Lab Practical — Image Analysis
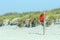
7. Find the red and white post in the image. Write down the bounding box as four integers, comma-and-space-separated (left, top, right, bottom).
39, 12, 46, 35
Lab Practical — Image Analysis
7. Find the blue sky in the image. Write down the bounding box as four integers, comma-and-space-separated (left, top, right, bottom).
0, 0, 60, 15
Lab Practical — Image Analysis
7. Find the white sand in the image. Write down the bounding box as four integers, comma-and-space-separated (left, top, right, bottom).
0, 24, 60, 40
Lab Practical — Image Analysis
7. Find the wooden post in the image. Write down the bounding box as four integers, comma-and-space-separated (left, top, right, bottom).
30, 20, 32, 28
43, 12, 46, 35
